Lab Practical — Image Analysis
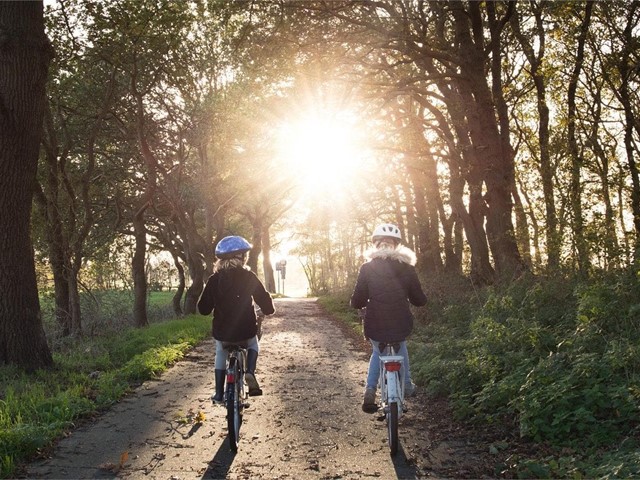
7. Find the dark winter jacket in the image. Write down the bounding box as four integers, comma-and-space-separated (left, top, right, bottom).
198, 266, 275, 342
350, 246, 427, 343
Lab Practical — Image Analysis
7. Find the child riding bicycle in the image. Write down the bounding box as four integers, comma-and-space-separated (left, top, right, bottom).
350, 223, 427, 413
197, 235, 275, 403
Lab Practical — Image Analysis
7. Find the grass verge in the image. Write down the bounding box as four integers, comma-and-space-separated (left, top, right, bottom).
0, 314, 210, 478
316, 292, 362, 337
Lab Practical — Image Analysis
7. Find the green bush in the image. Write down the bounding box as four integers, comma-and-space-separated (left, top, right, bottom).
289, 272, 640, 477
403, 270, 639, 476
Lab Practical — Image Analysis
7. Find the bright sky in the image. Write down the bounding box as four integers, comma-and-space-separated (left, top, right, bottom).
276, 109, 370, 199
272, 106, 376, 296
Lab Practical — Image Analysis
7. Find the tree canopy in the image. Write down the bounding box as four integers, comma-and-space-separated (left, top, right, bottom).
2, 0, 640, 367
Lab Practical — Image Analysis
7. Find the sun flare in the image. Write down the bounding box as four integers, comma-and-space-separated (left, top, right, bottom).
277, 111, 368, 197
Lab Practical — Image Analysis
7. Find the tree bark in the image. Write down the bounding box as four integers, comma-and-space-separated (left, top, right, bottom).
132, 209, 149, 327
453, 2, 525, 279
567, 1, 593, 275
511, 2, 560, 270
414, 93, 491, 280
449, 88, 495, 284
262, 226, 276, 293
170, 252, 185, 317
68, 272, 82, 335
617, 4, 640, 259
184, 251, 205, 315
247, 215, 263, 274
0, 2, 53, 369
34, 162, 72, 336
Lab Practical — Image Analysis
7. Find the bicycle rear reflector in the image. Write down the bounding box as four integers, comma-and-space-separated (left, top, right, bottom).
227, 372, 236, 383
384, 361, 402, 372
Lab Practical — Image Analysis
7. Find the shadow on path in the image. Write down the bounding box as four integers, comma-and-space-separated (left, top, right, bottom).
201, 439, 236, 479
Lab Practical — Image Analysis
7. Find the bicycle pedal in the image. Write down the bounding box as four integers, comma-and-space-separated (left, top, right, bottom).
376, 414, 386, 422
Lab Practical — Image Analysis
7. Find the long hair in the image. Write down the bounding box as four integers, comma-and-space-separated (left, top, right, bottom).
374, 239, 398, 251
214, 253, 248, 272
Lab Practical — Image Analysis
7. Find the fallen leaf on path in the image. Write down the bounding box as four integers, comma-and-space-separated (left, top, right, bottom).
120, 451, 129, 467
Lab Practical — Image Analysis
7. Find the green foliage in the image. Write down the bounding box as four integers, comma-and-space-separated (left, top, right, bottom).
515, 351, 639, 445
317, 292, 363, 337
0, 314, 209, 478
40, 290, 178, 345
324, 269, 640, 477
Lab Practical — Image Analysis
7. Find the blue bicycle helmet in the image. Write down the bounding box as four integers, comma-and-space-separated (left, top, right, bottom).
215, 235, 252, 259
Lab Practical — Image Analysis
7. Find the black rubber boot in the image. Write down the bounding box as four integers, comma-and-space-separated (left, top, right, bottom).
212, 369, 225, 404
245, 349, 262, 396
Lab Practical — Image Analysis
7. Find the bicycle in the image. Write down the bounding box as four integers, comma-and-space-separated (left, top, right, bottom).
377, 342, 405, 456
221, 342, 249, 453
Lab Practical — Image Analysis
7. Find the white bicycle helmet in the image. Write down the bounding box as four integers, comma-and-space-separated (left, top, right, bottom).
371, 223, 402, 243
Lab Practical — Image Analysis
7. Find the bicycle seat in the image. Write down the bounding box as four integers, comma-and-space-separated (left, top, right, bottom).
378, 342, 401, 353
222, 341, 249, 351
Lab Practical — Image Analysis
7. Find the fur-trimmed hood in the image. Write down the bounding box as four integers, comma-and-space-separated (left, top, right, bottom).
366, 245, 417, 266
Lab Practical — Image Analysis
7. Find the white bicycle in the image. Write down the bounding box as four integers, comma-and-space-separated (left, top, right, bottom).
377, 342, 405, 455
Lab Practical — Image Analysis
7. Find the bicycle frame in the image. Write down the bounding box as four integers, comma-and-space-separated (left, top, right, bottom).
379, 348, 404, 414
225, 348, 246, 396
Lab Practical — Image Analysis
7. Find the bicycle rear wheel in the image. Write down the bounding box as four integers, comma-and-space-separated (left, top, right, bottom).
387, 401, 399, 456
226, 360, 243, 452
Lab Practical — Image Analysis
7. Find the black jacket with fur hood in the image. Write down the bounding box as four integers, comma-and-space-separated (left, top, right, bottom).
198, 266, 275, 342
350, 246, 427, 343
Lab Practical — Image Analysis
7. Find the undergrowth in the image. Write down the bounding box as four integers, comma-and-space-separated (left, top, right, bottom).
0, 312, 210, 478
321, 268, 640, 478
317, 292, 362, 337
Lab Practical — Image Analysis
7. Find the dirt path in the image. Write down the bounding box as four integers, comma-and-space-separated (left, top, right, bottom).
27, 298, 496, 479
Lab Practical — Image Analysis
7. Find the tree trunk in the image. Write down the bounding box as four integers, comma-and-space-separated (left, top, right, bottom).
510, 2, 560, 270
439, 200, 462, 276
171, 252, 185, 317
617, 6, 640, 259
588, 86, 620, 269
408, 163, 442, 273
34, 111, 72, 335
52, 260, 71, 336
512, 181, 532, 269
184, 252, 205, 315
247, 218, 263, 274
262, 226, 276, 293
35, 178, 72, 335
68, 272, 83, 336
0, 2, 53, 369
413, 92, 490, 279
567, 1, 593, 275
132, 210, 149, 327
453, 2, 525, 279
449, 87, 496, 284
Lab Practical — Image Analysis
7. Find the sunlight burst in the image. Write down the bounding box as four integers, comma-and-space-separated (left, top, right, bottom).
277, 112, 368, 197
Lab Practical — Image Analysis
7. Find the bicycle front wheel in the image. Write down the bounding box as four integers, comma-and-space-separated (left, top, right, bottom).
387, 401, 399, 456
